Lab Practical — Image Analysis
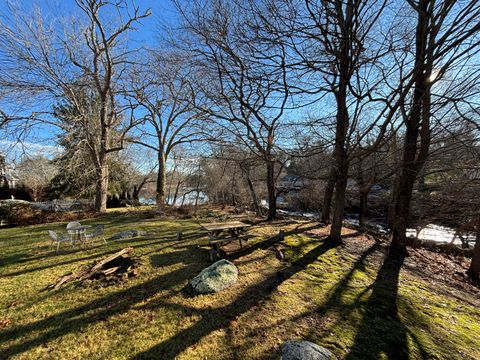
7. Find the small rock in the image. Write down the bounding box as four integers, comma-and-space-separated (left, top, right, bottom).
280, 340, 336, 360
190, 259, 238, 294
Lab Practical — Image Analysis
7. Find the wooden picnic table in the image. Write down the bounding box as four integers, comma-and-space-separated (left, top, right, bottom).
200, 221, 252, 260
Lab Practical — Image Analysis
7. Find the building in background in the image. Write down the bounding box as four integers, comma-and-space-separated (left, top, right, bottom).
0, 152, 19, 189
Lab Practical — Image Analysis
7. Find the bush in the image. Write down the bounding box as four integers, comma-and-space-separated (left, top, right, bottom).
0, 201, 95, 227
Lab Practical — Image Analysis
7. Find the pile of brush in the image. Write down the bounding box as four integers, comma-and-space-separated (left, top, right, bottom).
47, 248, 138, 290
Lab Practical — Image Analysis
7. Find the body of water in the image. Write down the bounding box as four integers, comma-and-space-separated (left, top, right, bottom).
140, 191, 209, 206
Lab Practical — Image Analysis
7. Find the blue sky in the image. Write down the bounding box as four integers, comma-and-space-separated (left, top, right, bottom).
2, 0, 477, 165
20, 0, 178, 47
0, 0, 182, 161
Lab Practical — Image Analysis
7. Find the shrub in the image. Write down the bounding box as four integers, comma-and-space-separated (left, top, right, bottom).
0, 201, 95, 227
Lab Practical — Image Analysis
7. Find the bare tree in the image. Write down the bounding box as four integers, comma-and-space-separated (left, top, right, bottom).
174, 0, 292, 220
16, 155, 58, 201
263, 0, 395, 243
390, 0, 480, 253
129, 51, 205, 208
350, 134, 397, 230
0, 0, 150, 212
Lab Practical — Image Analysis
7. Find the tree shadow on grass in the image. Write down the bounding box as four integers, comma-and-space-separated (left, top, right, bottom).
0, 227, 342, 359
131, 239, 338, 359
229, 222, 323, 260
345, 251, 409, 360
0, 245, 210, 360
220, 240, 381, 358
1, 232, 201, 279
1, 251, 119, 278
294, 241, 435, 359
222, 241, 412, 359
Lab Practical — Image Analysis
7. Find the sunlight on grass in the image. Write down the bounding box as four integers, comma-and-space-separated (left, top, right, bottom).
0, 210, 479, 359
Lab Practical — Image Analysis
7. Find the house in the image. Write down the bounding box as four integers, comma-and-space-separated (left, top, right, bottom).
0, 152, 19, 189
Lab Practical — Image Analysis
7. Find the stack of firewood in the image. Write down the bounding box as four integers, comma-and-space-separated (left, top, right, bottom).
46, 248, 138, 290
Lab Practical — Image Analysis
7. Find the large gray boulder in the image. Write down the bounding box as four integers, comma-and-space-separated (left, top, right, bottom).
190, 259, 238, 294
109, 229, 147, 240
281, 340, 336, 360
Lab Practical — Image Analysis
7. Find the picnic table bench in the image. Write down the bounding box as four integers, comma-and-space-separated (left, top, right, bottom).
200, 221, 252, 260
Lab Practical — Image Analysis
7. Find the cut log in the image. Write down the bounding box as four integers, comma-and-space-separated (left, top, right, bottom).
102, 266, 120, 276
46, 247, 136, 290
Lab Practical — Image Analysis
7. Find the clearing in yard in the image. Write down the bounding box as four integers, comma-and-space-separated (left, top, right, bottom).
0, 208, 479, 359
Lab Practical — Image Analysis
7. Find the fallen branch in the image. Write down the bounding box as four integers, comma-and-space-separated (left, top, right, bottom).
46, 247, 136, 290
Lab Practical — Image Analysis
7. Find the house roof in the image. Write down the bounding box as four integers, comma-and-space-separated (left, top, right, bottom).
3, 173, 19, 181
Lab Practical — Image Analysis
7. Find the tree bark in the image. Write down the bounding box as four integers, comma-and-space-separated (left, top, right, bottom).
246, 171, 261, 216
240, 164, 261, 216
94, 164, 108, 213
359, 189, 369, 230
467, 228, 480, 282
329, 83, 349, 244
321, 166, 336, 223
330, 158, 348, 244
266, 159, 276, 220
172, 180, 181, 206
156, 151, 167, 208
390, 0, 431, 254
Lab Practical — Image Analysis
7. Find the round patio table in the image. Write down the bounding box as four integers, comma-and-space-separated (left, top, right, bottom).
68, 225, 91, 246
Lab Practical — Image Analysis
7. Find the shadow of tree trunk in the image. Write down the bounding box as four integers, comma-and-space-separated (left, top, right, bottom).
132, 240, 338, 359
346, 252, 409, 359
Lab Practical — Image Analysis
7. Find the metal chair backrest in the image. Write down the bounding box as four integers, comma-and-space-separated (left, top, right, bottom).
48, 230, 58, 242
92, 224, 104, 237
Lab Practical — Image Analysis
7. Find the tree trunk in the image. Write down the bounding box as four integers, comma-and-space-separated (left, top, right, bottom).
194, 163, 201, 214
231, 173, 237, 206
359, 189, 369, 230
93, 90, 111, 214
321, 166, 336, 223
390, 1, 431, 254
194, 189, 200, 214
132, 185, 140, 201
172, 180, 181, 206
246, 171, 261, 216
467, 229, 480, 282
329, 83, 349, 244
330, 158, 348, 244
266, 159, 276, 220
387, 177, 400, 231
94, 164, 108, 213
390, 171, 416, 252
156, 151, 166, 208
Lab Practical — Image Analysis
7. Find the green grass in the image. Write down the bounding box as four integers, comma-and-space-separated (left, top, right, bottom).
0, 209, 479, 359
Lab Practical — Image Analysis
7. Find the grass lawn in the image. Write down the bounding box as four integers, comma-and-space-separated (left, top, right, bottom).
1, 208, 479, 359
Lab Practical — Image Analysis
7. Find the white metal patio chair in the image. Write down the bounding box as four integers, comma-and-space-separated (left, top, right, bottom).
48, 230, 73, 253
85, 224, 107, 245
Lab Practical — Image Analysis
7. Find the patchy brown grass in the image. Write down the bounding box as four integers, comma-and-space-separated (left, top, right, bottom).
0, 208, 479, 359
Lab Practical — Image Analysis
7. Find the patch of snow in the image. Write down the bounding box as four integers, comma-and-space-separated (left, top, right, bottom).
406, 224, 476, 246
277, 209, 319, 219
343, 216, 389, 234
139, 197, 155, 205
